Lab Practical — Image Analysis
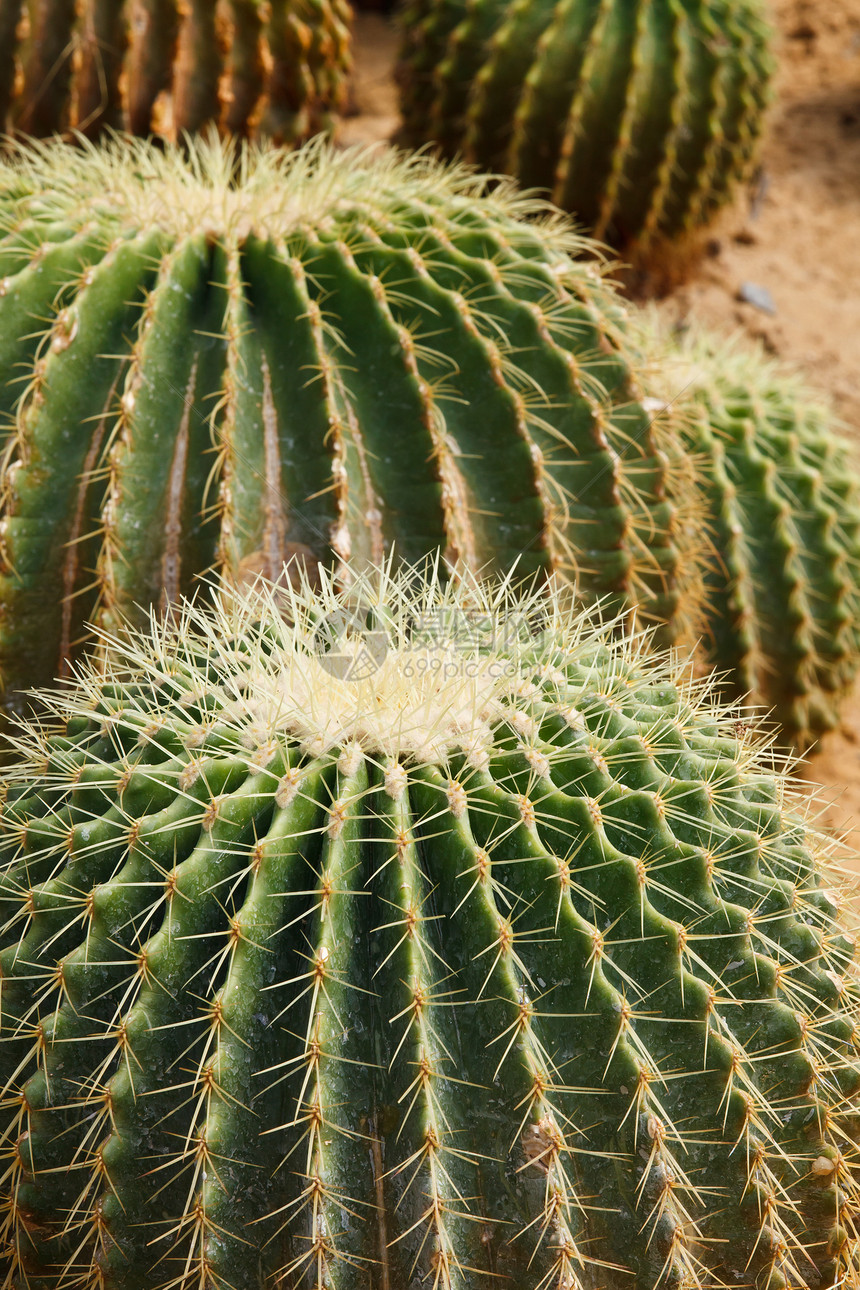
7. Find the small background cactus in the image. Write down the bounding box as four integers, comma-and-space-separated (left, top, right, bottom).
396, 0, 775, 254
1, 566, 859, 1289
642, 324, 860, 748
0, 135, 696, 710
0, 0, 352, 143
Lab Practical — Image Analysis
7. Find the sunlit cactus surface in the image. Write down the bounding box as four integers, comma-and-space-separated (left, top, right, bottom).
1, 566, 860, 1290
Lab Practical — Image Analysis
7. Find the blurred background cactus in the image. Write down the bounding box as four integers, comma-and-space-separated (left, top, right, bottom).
2, 567, 860, 1289
0, 0, 353, 144
396, 0, 775, 256
643, 325, 860, 748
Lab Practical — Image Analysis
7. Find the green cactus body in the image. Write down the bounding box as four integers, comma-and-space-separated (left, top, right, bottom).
644, 327, 860, 747
1, 568, 859, 1290
396, 0, 774, 252
0, 136, 694, 709
0, 0, 352, 143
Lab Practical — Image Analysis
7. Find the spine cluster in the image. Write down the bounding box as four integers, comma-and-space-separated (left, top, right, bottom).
396, 0, 774, 251
0, 0, 353, 143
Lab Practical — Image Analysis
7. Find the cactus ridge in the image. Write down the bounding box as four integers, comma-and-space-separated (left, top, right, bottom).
1, 565, 860, 1290
395, 0, 775, 251
0, 134, 697, 710
643, 326, 860, 747
0, 0, 352, 143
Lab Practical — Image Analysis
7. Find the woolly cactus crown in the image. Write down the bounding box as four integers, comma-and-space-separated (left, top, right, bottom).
0, 131, 585, 249
2, 564, 860, 1290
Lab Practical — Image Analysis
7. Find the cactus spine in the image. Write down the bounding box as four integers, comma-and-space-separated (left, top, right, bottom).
396, 0, 774, 252
644, 327, 860, 747
2, 0, 352, 143
0, 135, 693, 710
1, 566, 860, 1290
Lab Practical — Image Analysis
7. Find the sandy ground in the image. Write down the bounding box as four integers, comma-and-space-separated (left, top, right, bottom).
341, 0, 860, 867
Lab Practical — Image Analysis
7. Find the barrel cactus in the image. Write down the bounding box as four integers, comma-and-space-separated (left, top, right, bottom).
396, 0, 775, 253
1, 565, 859, 1290
0, 0, 352, 143
0, 135, 856, 750
642, 325, 860, 747
0, 133, 695, 710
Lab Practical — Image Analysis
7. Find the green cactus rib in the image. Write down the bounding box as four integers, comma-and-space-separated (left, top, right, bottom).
396, 0, 775, 252
643, 326, 860, 748
0, 0, 351, 143
263, 0, 354, 142
1, 567, 860, 1290
0, 135, 695, 709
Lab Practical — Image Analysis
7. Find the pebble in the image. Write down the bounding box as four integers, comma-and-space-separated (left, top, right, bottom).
737, 281, 777, 315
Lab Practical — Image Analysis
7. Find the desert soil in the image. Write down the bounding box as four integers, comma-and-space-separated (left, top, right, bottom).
341, 1, 860, 864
